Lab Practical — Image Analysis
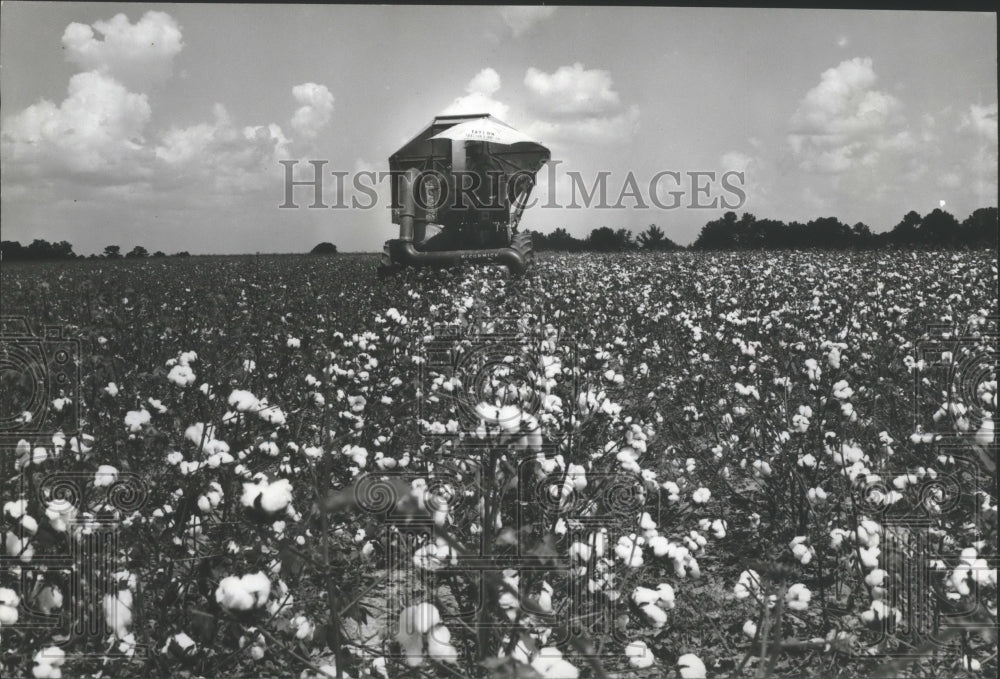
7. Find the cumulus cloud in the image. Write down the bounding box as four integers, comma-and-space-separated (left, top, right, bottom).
788, 57, 905, 174
290, 83, 335, 139
960, 102, 998, 144
524, 105, 640, 146
522, 63, 637, 146
3, 10, 324, 200
524, 63, 622, 118
62, 11, 183, 91
499, 7, 557, 37
441, 68, 510, 120
2, 71, 153, 184
155, 104, 292, 193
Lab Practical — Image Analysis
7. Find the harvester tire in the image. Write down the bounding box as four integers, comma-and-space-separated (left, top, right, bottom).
377, 243, 400, 278
511, 233, 535, 265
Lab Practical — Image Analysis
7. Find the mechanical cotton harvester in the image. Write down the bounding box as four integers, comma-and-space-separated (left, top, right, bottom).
379, 114, 550, 276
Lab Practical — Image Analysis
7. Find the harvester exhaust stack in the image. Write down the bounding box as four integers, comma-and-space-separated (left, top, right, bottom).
378, 114, 549, 276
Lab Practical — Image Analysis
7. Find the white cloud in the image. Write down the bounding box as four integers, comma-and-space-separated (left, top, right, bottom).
959, 102, 998, 144
2, 71, 152, 183
499, 7, 557, 37
290, 83, 335, 139
62, 11, 183, 91
837, 36, 849, 48
3, 11, 324, 200
441, 68, 510, 120
524, 63, 622, 118
467, 68, 501, 96
720, 151, 753, 172
788, 57, 905, 174
524, 105, 640, 147
521, 63, 637, 147
155, 104, 292, 194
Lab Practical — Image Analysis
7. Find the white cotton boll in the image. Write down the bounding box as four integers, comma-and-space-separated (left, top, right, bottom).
94, 465, 119, 488
865, 569, 888, 587
35, 584, 61, 614
859, 546, 880, 569
975, 417, 994, 446
743, 619, 758, 638
711, 518, 727, 538
0, 587, 20, 625
168, 364, 197, 387
734, 569, 761, 600
678, 653, 707, 679
692, 487, 711, 503
258, 406, 287, 426
228, 389, 260, 412
648, 535, 671, 557
632, 586, 660, 606
537, 582, 553, 613
656, 583, 675, 608
640, 602, 668, 627
531, 647, 580, 679
104, 382, 119, 397
124, 409, 151, 432
625, 640, 655, 668
259, 479, 292, 514
402, 602, 441, 636
785, 583, 811, 611
242, 572, 271, 607
569, 542, 592, 562
104, 589, 133, 638
426, 625, 458, 662
216, 576, 253, 611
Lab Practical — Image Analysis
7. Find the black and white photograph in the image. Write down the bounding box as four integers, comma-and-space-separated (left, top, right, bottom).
1, 3, 997, 678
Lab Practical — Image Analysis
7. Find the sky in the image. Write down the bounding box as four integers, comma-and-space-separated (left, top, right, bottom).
1, 4, 996, 254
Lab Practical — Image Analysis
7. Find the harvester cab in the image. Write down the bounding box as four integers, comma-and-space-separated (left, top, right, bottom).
379, 114, 550, 276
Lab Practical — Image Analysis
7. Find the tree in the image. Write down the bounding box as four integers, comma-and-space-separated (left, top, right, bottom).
961, 207, 999, 248
544, 228, 584, 251
637, 224, 680, 251
311, 242, 338, 255
917, 209, 961, 247
588, 226, 625, 252
692, 211, 739, 249
887, 210, 922, 246
126, 246, 149, 258
153, 251, 167, 258
104, 245, 122, 259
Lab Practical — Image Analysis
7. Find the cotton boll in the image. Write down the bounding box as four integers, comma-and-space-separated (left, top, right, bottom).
625, 640, 655, 668
426, 625, 458, 663
228, 389, 260, 412
94, 465, 119, 488
36, 585, 63, 614
677, 653, 707, 678
632, 586, 659, 606
0, 587, 20, 625
260, 479, 293, 514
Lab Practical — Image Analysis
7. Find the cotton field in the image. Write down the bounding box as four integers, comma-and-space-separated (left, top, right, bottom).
0, 250, 996, 679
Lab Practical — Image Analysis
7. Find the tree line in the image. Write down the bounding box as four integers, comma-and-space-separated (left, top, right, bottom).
0, 241, 192, 262
527, 207, 997, 252
2, 207, 994, 261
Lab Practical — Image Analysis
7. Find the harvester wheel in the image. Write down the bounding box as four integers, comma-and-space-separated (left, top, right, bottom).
511, 233, 535, 264
377, 243, 400, 278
